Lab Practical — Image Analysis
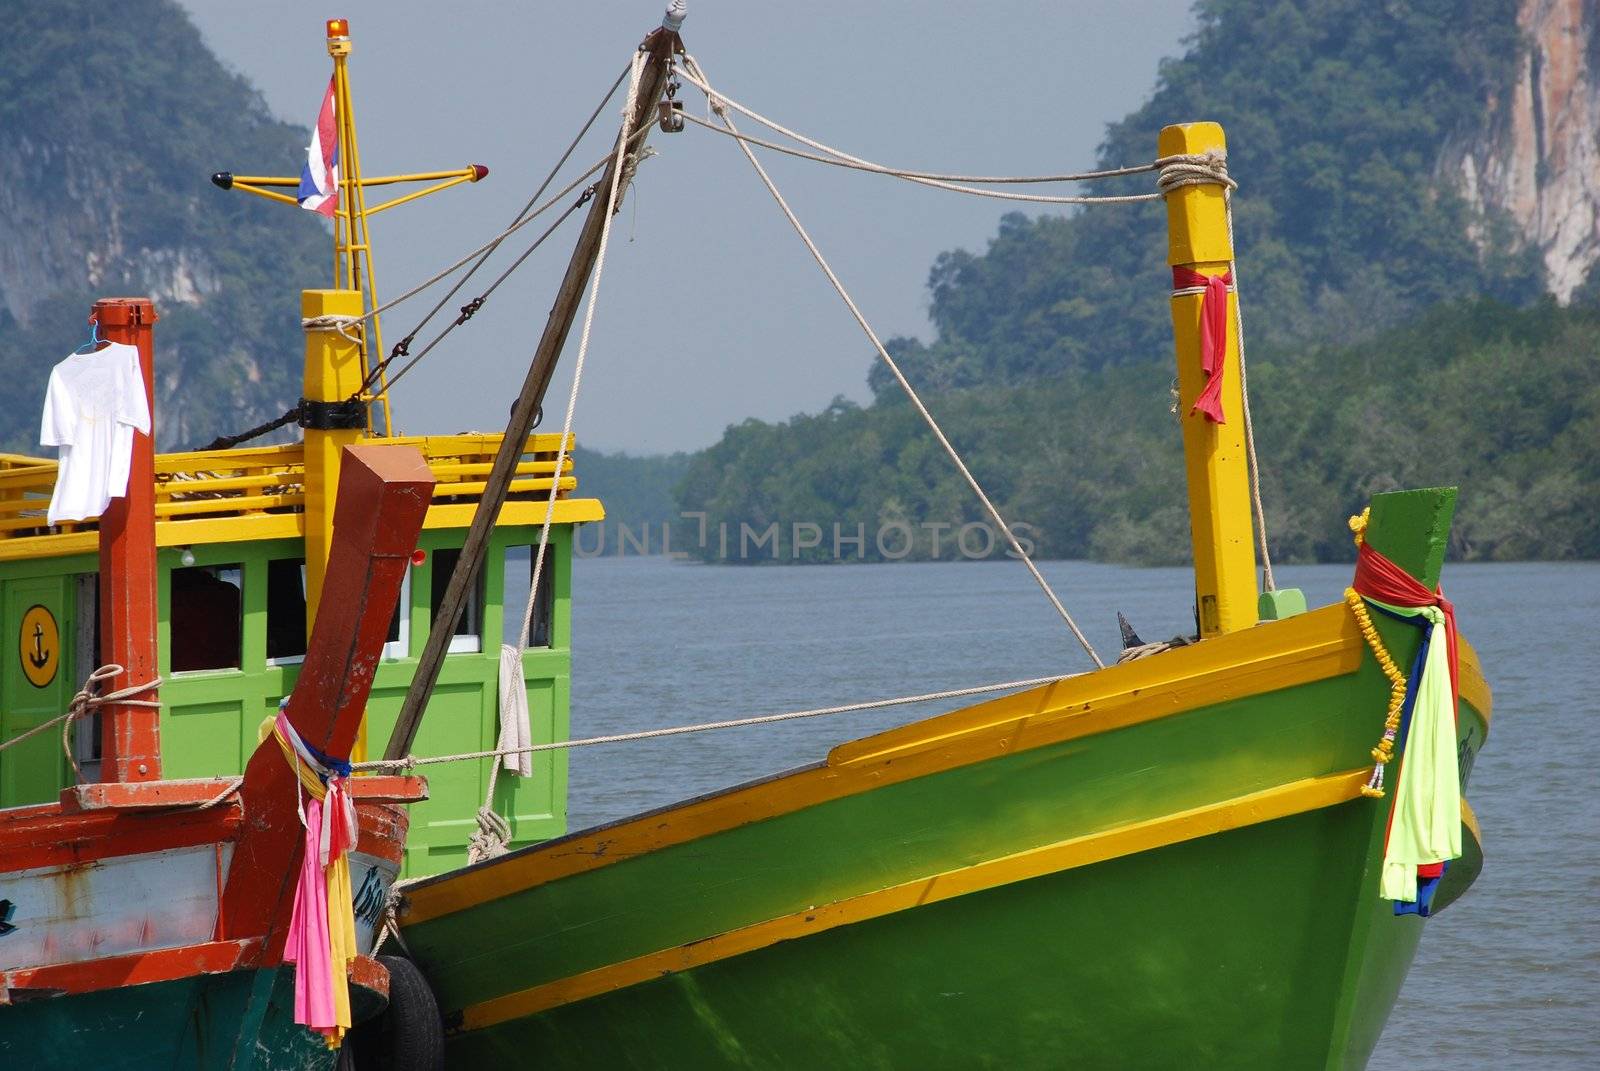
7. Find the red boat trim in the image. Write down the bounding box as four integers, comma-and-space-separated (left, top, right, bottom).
0, 938, 259, 1003
0, 799, 241, 872
68, 778, 241, 811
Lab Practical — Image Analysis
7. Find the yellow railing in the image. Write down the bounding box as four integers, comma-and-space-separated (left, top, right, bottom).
0, 433, 579, 541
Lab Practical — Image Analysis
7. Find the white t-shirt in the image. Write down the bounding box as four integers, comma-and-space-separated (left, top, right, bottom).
40, 342, 152, 524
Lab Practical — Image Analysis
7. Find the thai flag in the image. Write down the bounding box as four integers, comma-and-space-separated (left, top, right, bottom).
298, 77, 339, 218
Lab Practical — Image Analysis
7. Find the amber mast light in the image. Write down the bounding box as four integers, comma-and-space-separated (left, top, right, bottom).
326, 18, 350, 38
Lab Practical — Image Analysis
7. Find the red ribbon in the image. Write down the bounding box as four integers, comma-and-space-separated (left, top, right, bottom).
1171, 266, 1231, 423
1351, 539, 1459, 714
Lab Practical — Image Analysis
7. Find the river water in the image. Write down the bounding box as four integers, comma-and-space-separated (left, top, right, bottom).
564, 556, 1598, 1068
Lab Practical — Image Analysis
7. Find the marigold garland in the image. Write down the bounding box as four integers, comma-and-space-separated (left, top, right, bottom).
1346, 506, 1405, 798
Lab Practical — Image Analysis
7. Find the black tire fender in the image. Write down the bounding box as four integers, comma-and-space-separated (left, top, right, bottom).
344, 955, 444, 1071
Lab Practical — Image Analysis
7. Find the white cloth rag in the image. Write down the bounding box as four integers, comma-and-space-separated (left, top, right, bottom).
496, 643, 533, 777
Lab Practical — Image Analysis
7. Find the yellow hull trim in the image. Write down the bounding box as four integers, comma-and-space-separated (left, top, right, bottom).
458, 767, 1376, 1030
406, 604, 1488, 926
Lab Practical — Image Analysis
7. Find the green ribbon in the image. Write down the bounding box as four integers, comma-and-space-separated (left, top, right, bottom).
1367, 600, 1461, 903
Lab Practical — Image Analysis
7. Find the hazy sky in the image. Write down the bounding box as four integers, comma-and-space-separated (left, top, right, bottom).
178, 1, 1195, 454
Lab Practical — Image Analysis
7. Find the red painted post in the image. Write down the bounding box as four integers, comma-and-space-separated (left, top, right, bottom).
223, 444, 433, 956
95, 298, 161, 784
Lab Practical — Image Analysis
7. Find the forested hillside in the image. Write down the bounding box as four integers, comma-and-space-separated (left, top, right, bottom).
0, 0, 328, 452
675, 0, 1600, 564
677, 302, 1600, 563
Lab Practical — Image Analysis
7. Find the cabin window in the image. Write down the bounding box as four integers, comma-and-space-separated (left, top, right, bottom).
266, 558, 307, 663
170, 564, 242, 672
430, 548, 483, 655
503, 544, 555, 648
267, 556, 411, 661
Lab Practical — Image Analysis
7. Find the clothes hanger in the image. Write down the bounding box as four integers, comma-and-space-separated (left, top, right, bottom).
71, 315, 111, 355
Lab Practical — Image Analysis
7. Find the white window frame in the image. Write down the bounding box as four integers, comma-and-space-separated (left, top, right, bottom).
383, 567, 413, 660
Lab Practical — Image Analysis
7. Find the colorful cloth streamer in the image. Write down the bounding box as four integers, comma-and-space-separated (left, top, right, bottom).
1170, 266, 1232, 423
1352, 540, 1462, 906
1395, 861, 1450, 918
271, 706, 359, 1049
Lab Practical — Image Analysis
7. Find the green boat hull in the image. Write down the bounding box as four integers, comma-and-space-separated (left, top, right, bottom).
397, 491, 1489, 1069
453, 807, 1427, 1069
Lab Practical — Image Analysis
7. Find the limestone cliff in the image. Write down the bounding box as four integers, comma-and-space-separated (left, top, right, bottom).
1446, 0, 1600, 301
0, 0, 327, 452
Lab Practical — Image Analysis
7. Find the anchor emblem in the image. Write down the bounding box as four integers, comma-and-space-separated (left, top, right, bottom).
29, 622, 48, 669
18, 604, 59, 688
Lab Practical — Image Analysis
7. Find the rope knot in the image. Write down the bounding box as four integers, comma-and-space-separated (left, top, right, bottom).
1155, 150, 1237, 197
466, 806, 512, 864
301, 314, 363, 345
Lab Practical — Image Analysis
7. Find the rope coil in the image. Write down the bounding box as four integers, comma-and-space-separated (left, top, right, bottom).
1155, 151, 1237, 196
301, 315, 363, 345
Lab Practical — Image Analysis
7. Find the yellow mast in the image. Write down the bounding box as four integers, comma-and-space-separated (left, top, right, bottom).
213, 19, 490, 434
1160, 122, 1259, 637
326, 18, 392, 436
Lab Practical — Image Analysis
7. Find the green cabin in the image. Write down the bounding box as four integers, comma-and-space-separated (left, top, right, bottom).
0, 432, 601, 877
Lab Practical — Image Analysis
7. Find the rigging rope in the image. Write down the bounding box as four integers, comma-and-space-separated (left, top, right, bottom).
680, 114, 1161, 204
469, 51, 649, 864
352, 123, 657, 399
673, 68, 1160, 206
1221, 180, 1276, 591
374, 192, 590, 396
197, 124, 654, 452
683, 53, 1103, 668
355, 672, 1077, 772
370, 64, 632, 386
677, 57, 1276, 592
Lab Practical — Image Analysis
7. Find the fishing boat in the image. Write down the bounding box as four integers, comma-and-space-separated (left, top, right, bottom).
380, 10, 1490, 1070
0, 17, 602, 1068
0, 5, 1490, 1068
0, 315, 435, 1066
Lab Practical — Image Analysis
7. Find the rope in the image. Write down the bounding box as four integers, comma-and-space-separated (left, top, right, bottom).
371, 65, 631, 386
353, 122, 658, 401
0, 665, 160, 782
301, 314, 363, 345
683, 53, 1103, 668
1156, 153, 1239, 195
680, 113, 1158, 205
198, 123, 654, 454
668, 106, 1171, 181
1223, 186, 1275, 591
468, 51, 649, 865
201, 404, 304, 452
375, 193, 590, 396
356, 672, 1077, 773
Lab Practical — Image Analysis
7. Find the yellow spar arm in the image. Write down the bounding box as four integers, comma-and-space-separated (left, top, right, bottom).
214, 166, 490, 189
